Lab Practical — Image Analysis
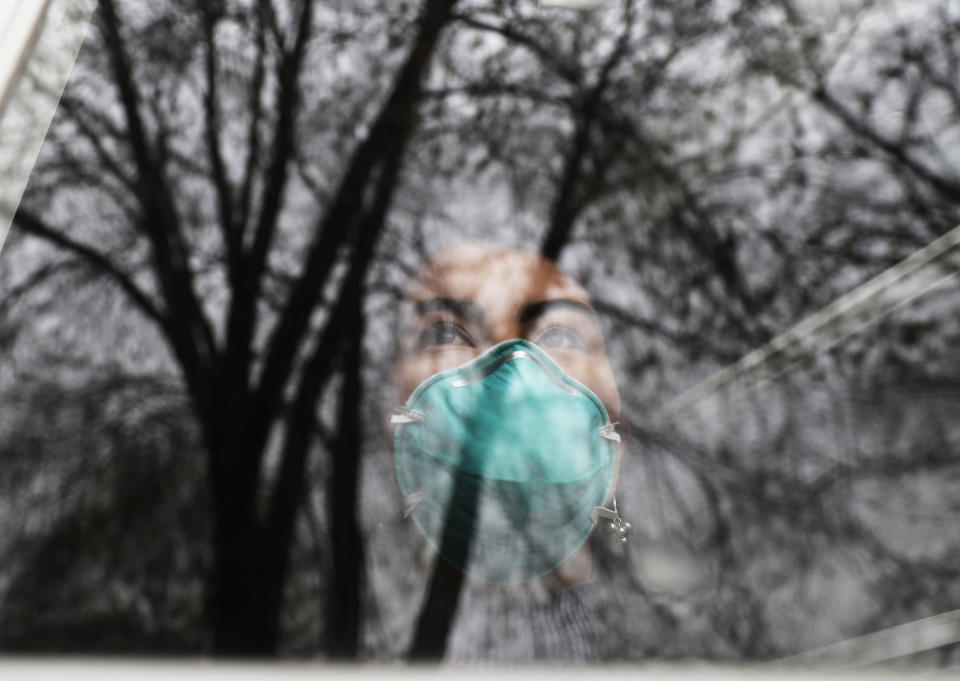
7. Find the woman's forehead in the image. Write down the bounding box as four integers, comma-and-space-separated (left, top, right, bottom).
410, 244, 592, 310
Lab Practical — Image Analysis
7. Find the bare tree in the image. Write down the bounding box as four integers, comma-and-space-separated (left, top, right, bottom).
11, 0, 460, 654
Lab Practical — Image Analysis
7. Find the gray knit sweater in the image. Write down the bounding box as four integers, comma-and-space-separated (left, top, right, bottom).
442, 582, 602, 662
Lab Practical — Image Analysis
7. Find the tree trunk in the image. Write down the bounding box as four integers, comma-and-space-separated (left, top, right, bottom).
325, 295, 366, 658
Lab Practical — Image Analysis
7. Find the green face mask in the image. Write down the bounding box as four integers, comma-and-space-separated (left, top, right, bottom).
391, 339, 620, 585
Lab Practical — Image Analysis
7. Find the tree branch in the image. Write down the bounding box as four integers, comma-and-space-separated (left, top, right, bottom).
13, 209, 165, 328
218, 0, 315, 423
99, 0, 218, 405
238, 0, 270, 234
201, 5, 241, 272
56, 96, 139, 196
249, 0, 460, 463
541, 0, 635, 261
453, 14, 582, 86
812, 83, 960, 204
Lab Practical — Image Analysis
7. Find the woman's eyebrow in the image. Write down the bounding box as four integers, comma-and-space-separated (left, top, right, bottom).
413, 297, 486, 323
518, 299, 597, 324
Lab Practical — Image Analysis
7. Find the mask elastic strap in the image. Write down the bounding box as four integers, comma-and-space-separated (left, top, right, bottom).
402, 491, 424, 519
591, 496, 632, 543
389, 405, 425, 424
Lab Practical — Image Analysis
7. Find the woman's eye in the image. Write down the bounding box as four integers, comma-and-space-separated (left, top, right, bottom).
417, 321, 475, 349
533, 325, 586, 351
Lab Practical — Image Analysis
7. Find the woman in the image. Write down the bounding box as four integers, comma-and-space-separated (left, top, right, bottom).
389, 242, 629, 661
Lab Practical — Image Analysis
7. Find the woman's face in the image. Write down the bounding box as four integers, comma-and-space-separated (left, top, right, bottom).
392, 243, 624, 587
394, 242, 622, 426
